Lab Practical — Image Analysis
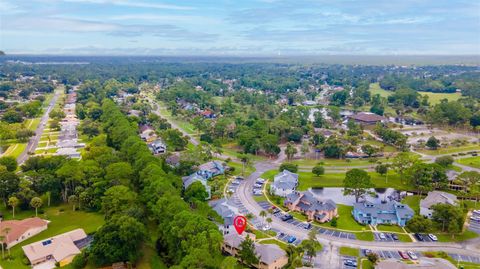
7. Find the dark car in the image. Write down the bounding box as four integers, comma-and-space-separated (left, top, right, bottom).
304, 223, 312, 229
272, 208, 281, 214
414, 233, 424, 241
281, 214, 293, 221
287, 236, 297, 243
391, 233, 399, 241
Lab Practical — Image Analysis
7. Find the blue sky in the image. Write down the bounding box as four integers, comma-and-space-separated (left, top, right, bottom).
1, 0, 479, 55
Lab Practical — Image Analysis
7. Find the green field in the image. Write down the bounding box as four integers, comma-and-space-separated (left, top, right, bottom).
369, 83, 392, 98
418, 145, 480, 155
0, 205, 104, 269
457, 156, 480, 169
317, 204, 366, 231
376, 224, 404, 233
2, 143, 27, 158
418, 91, 462, 105
292, 158, 382, 168
339, 247, 359, 257
261, 170, 412, 191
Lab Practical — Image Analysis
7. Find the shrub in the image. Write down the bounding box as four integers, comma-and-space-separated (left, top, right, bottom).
330, 217, 338, 227
279, 163, 298, 173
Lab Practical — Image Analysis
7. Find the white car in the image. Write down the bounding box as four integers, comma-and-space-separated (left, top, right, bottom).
407, 251, 418, 260
257, 178, 266, 183
428, 234, 438, 241
379, 233, 386, 240
262, 225, 271, 231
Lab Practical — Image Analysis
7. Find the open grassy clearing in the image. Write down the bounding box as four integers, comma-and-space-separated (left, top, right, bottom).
369, 83, 392, 98
418, 91, 462, 105
418, 144, 480, 155
401, 195, 421, 214
156, 101, 197, 134
292, 158, 382, 168
0, 204, 104, 269
376, 224, 404, 233
457, 156, 480, 169
317, 204, 366, 231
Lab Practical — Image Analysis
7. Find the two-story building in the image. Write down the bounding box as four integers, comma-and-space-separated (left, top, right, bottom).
182, 161, 225, 199
270, 170, 299, 197
352, 201, 414, 227
420, 191, 457, 218
284, 191, 338, 223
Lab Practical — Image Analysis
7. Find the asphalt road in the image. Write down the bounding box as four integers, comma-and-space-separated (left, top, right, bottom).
17, 90, 60, 164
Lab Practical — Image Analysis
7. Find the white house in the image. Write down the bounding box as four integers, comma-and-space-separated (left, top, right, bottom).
420, 191, 458, 218
270, 170, 299, 197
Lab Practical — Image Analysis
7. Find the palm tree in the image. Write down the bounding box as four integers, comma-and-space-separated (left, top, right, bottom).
7, 197, 19, 219
68, 195, 78, 211
285, 245, 302, 269
240, 154, 251, 177
0, 235, 4, 259
266, 217, 272, 227
3, 228, 11, 256
259, 210, 267, 226
30, 197, 43, 217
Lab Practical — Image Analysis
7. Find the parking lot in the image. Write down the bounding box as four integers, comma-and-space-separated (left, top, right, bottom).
373, 232, 397, 242
469, 211, 480, 233
318, 228, 356, 240
276, 231, 302, 245
361, 249, 422, 260
449, 253, 480, 264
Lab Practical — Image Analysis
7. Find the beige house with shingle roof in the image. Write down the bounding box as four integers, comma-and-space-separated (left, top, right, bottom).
420, 191, 457, 218
22, 228, 88, 267
0, 217, 49, 248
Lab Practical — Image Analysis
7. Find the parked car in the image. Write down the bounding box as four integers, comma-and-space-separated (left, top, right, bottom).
287, 236, 296, 243
304, 223, 312, 229
407, 251, 418, 260
391, 233, 399, 241
363, 249, 372, 256
398, 251, 409, 259
254, 183, 263, 188
344, 259, 357, 267
473, 209, 480, 215
272, 208, 281, 214
262, 225, 271, 231
414, 233, 424, 241
257, 178, 266, 183
281, 214, 293, 221
428, 234, 438, 241
379, 233, 386, 240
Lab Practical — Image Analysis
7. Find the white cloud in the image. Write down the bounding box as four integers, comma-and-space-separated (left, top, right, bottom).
63, 0, 194, 10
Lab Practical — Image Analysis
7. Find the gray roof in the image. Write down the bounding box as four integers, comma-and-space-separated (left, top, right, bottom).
182, 174, 206, 189
272, 180, 297, 190
353, 201, 414, 219
420, 191, 457, 209
255, 243, 286, 264
211, 199, 235, 226
273, 170, 298, 190
286, 191, 337, 212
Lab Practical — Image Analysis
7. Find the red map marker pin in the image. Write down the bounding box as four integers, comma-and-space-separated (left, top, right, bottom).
233, 215, 247, 235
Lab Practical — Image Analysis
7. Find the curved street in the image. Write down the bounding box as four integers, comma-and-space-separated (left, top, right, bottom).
147, 96, 480, 260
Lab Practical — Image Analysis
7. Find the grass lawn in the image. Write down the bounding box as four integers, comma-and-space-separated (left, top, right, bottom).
0, 205, 104, 269
436, 230, 479, 242
292, 158, 382, 168
376, 225, 404, 233
24, 118, 41, 131
339, 247, 359, 257
418, 145, 480, 155
361, 259, 375, 269
259, 239, 288, 250
398, 233, 413, 242
156, 101, 197, 134
226, 160, 255, 177
356, 231, 374, 241
369, 83, 392, 98
261, 170, 412, 191
317, 204, 366, 231
221, 143, 266, 162
418, 91, 462, 105
402, 195, 421, 214
2, 143, 27, 158
424, 251, 480, 268
457, 156, 480, 169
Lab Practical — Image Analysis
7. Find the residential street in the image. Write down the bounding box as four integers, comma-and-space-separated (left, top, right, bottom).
16, 89, 60, 164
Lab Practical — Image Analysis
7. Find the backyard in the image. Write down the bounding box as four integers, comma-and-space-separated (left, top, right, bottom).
0, 204, 104, 269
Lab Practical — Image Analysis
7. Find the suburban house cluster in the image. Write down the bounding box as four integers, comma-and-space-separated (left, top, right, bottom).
177, 99, 217, 119
284, 191, 338, 223
222, 233, 288, 269
352, 201, 414, 227
270, 170, 299, 197
420, 191, 458, 218
56, 87, 84, 158
139, 124, 167, 155
22, 228, 90, 267
182, 160, 225, 199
